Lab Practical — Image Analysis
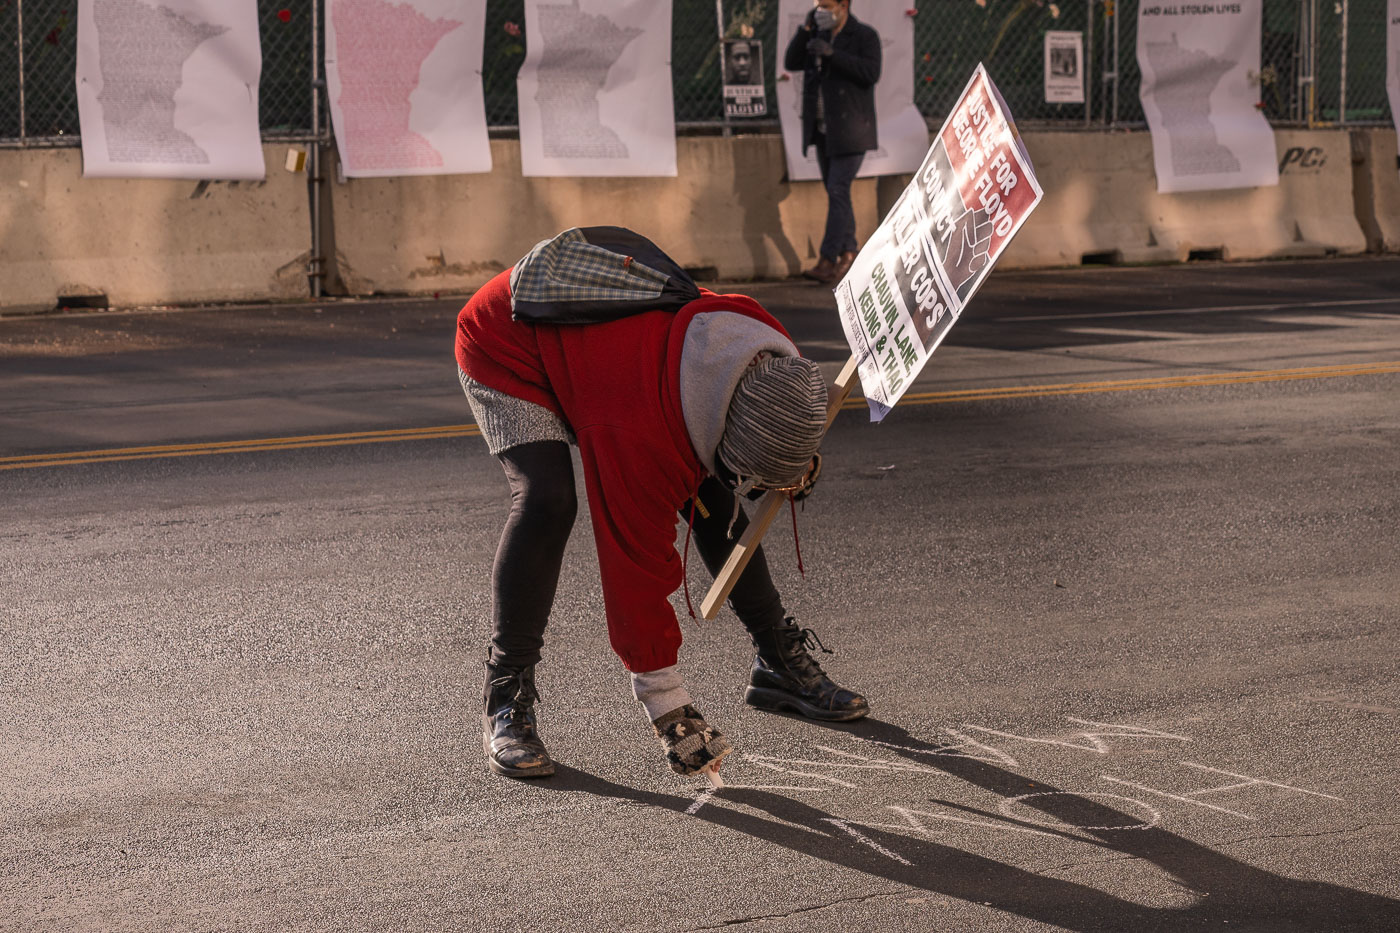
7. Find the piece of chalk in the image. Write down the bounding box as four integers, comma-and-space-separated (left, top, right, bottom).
703, 766, 724, 789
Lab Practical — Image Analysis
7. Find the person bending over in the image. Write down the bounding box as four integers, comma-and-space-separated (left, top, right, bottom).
454, 227, 869, 780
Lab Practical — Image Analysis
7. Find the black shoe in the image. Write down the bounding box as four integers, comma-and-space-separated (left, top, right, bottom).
832, 250, 858, 282
482, 661, 555, 778
745, 618, 870, 721
802, 256, 838, 283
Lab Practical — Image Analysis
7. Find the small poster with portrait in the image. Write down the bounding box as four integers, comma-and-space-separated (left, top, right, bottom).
722, 38, 767, 117
1044, 30, 1085, 104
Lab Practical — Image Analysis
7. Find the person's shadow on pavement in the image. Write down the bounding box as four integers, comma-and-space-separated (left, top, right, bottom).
532, 717, 1400, 932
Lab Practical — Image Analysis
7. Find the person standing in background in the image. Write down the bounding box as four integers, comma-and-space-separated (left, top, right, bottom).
785, 0, 881, 285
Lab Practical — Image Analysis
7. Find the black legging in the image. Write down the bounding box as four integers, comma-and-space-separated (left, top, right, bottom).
679, 475, 788, 636
488, 440, 786, 669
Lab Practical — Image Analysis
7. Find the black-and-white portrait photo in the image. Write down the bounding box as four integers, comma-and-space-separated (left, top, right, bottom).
724, 38, 761, 87
723, 38, 767, 117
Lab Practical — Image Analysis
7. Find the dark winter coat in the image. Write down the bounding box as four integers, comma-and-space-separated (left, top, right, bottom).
784, 12, 881, 157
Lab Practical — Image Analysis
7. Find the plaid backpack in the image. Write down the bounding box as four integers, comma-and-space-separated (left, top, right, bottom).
509, 226, 701, 324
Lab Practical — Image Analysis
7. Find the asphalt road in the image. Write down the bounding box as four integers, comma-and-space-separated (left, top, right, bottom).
2, 257, 1398, 931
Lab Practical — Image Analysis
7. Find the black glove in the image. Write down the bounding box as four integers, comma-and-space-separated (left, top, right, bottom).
806, 37, 834, 58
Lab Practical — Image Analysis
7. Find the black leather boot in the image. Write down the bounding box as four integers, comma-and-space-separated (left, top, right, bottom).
482, 661, 554, 778
745, 618, 870, 721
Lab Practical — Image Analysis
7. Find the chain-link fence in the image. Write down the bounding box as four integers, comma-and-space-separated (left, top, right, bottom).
3, 0, 1394, 147
258, 0, 320, 139
1106, 0, 1392, 125
0, 0, 322, 146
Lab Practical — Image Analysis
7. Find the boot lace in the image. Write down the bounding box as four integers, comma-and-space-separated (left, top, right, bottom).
784, 623, 834, 679
490, 670, 541, 723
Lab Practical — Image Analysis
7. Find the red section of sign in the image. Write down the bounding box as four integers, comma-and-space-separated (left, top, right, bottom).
939, 73, 1039, 263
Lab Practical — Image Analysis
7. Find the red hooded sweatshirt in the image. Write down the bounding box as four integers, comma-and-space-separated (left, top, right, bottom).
455, 269, 796, 673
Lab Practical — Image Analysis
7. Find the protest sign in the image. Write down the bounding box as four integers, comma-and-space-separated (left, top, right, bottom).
1389, 0, 1400, 154
76, 0, 263, 179
700, 65, 1042, 619
326, 0, 491, 178
722, 39, 767, 118
835, 64, 1044, 422
1136, 0, 1278, 193
516, 0, 676, 177
1045, 31, 1085, 104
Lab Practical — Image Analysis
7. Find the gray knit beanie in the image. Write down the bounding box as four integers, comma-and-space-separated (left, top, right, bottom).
717, 356, 828, 494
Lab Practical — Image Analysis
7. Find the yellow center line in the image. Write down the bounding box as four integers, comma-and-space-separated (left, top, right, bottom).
0, 424, 478, 463
3, 361, 1395, 472
1, 426, 480, 471
841, 360, 1400, 409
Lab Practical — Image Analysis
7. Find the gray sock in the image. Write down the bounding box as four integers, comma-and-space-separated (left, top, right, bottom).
631, 665, 693, 722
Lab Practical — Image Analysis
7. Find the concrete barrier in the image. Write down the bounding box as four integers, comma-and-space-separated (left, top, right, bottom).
334, 128, 1373, 294
0, 145, 310, 313
327, 135, 878, 295
1349, 127, 1400, 253
1000, 128, 1369, 268
3, 129, 1387, 313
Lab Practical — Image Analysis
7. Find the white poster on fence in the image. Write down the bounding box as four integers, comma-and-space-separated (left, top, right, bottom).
1044, 30, 1084, 104
76, 0, 263, 179
835, 65, 1043, 422
723, 38, 767, 118
1389, 0, 1400, 154
516, 0, 675, 177
1136, 0, 1277, 193
326, 0, 490, 177
776, 0, 929, 181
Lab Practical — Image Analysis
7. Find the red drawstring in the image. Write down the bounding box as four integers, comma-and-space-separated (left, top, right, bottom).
682, 497, 697, 618
789, 495, 805, 577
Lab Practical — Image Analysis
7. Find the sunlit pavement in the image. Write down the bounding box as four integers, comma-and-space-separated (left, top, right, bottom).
2, 257, 1397, 931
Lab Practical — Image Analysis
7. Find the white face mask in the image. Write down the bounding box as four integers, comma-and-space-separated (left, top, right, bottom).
813, 7, 837, 31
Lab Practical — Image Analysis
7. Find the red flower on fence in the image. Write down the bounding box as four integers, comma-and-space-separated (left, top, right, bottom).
277, 9, 291, 23
504, 21, 522, 37
43, 9, 71, 47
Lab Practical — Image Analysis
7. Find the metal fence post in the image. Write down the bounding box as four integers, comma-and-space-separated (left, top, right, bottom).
1099, 0, 1111, 123
308, 0, 325, 298
1099, 0, 1120, 125
16, 0, 25, 142
1309, 0, 1318, 124
1338, 0, 1348, 124
1297, 0, 1317, 125
714, 0, 731, 138
1111, 0, 1120, 125
1085, 0, 1095, 127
